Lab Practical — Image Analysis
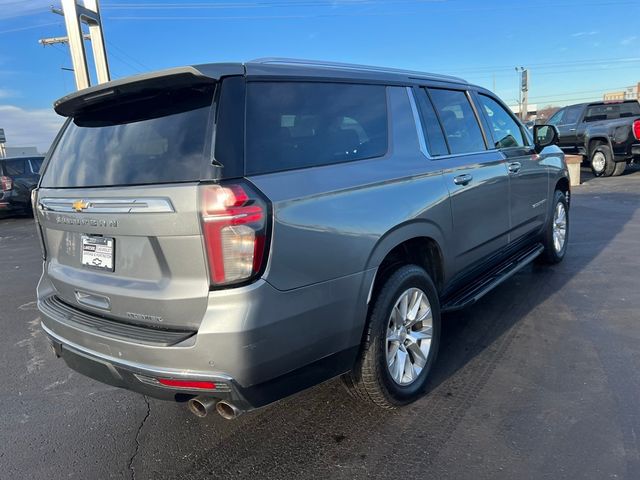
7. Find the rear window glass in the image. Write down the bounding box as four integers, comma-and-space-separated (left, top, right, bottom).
4, 160, 26, 176
245, 82, 388, 175
41, 87, 214, 188
585, 102, 640, 121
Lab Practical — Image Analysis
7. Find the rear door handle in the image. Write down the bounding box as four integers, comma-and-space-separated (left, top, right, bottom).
508, 162, 522, 174
453, 174, 473, 186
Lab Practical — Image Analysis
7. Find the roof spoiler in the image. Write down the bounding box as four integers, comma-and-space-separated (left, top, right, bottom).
53, 64, 244, 117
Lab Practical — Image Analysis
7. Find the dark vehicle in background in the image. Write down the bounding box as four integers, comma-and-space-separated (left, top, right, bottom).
0, 156, 43, 216
34, 59, 568, 420
548, 100, 640, 177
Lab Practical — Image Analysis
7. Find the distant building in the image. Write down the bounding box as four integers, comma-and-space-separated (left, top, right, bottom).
509, 104, 538, 119
5, 146, 40, 157
603, 83, 639, 101
604, 91, 627, 101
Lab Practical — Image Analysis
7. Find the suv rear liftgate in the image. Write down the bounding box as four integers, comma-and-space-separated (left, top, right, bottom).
35, 65, 276, 414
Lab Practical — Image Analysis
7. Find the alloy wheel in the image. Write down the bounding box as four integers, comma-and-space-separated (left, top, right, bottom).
385, 288, 433, 386
553, 201, 567, 253
592, 151, 606, 174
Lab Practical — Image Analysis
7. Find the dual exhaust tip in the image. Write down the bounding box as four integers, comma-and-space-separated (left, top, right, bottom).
187, 396, 243, 420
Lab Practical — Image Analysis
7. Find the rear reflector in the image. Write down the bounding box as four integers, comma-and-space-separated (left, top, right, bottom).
157, 378, 217, 390
633, 120, 640, 141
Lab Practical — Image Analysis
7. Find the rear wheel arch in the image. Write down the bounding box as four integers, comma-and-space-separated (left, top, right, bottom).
555, 176, 570, 204
587, 137, 610, 155
367, 227, 446, 302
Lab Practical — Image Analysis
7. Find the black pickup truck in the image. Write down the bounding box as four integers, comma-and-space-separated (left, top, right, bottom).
548, 100, 640, 176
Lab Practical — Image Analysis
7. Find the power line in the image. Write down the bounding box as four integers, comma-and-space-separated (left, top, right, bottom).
103, 0, 639, 9
0, 22, 61, 35
465, 63, 640, 82
534, 94, 636, 105
529, 85, 638, 102
106, 40, 151, 71
445, 57, 640, 75
103, 0, 447, 8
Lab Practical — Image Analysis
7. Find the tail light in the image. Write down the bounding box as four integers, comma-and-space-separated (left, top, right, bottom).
1, 176, 12, 191
633, 119, 640, 140
199, 182, 270, 287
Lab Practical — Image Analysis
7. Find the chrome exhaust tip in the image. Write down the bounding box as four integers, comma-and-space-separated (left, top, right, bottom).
187, 396, 217, 418
216, 400, 243, 420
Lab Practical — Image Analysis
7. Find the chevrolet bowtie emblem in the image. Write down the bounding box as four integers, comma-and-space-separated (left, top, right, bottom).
72, 200, 90, 212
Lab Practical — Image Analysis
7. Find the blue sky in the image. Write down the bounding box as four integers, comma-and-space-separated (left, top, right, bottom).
1, 0, 639, 151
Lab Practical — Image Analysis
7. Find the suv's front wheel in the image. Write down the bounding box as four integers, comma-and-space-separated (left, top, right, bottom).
538, 190, 569, 264
344, 265, 440, 408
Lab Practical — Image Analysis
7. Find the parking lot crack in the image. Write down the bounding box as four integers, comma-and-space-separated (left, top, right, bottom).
128, 395, 150, 480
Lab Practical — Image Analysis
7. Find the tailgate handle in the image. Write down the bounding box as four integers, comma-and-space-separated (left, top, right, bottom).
75, 291, 111, 311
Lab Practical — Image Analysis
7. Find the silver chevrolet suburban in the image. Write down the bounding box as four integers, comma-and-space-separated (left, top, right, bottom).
34, 59, 569, 420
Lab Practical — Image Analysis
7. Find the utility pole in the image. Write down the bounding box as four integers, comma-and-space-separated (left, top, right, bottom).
38, 33, 91, 46
515, 67, 529, 121
38, 0, 110, 91
521, 69, 529, 122
0, 129, 6, 159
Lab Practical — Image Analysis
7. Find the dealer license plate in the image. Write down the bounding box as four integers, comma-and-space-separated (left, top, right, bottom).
81, 235, 114, 272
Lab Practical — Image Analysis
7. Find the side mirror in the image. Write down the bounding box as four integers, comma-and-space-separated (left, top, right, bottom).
533, 124, 559, 153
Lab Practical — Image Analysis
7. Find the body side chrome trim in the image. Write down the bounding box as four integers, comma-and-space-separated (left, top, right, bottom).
39, 197, 175, 214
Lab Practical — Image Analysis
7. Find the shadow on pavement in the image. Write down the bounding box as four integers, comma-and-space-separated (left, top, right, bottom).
131, 180, 640, 479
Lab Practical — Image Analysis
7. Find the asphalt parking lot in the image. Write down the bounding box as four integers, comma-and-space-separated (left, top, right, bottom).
1, 166, 639, 479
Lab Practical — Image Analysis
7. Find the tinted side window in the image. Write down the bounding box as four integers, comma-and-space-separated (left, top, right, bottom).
619, 102, 640, 118
478, 94, 525, 148
5, 160, 26, 176
29, 158, 43, 174
415, 89, 449, 156
585, 104, 614, 121
428, 89, 486, 154
548, 109, 564, 125
246, 82, 388, 175
562, 106, 582, 124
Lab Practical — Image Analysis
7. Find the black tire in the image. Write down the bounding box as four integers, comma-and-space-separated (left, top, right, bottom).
612, 161, 627, 177
344, 265, 441, 409
539, 190, 569, 264
590, 143, 616, 177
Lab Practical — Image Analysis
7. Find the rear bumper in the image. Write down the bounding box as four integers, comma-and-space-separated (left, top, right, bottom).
43, 322, 251, 406
38, 268, 373, 408
0, 191, 29, 212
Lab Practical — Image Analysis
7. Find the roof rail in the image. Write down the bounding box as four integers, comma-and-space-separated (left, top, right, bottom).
248, 57, 466, 83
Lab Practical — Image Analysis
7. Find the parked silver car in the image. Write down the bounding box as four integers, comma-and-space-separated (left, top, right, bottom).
34, 59, 569, 419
